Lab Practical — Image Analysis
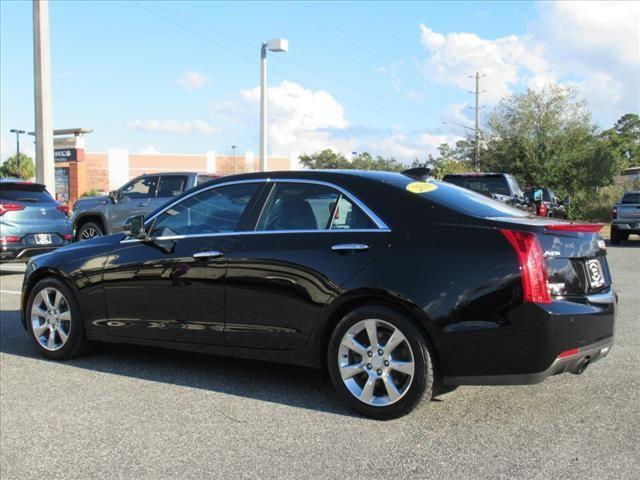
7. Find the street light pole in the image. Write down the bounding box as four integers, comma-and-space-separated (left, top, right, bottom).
10, 129, 26, 157
33, 0, 55, 190
259, 38, 288, 172
231, 145, 236, 174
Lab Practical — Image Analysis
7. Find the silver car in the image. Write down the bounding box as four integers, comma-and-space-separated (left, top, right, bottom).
0, 179, 72, 263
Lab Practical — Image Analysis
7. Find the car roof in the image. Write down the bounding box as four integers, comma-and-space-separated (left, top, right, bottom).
0, 178, 45, 187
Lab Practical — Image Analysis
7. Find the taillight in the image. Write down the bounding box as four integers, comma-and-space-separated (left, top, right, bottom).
538, 203, 548, 217
611, 207, 617, 220
500, 229, 551, 304
0, 203, 25, 216
1, 236, 21, 243
544, 223, 603, 233
56, 204, 70, 215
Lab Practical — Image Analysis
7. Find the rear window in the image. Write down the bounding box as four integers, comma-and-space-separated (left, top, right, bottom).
0, 183, 54, 203
621, 193, 640, 204
443, 175, 510, 196
157, 175, 188, 197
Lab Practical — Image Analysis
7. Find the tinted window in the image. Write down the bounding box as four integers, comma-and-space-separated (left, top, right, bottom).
257, 183, 375, 231
443, 175, 510, 196
525, 188, 551, 202
157, 175, 188, 197
197, 174, 218, 185
149, 183, 259, 237
0, 183, 54, 203
621, 193, 640, 204
121, 177, 158, 200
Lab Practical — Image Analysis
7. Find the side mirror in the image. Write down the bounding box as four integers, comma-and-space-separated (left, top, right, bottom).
109, 190, 119, 204
563, 196, 571, 206
122, 215, 147, 239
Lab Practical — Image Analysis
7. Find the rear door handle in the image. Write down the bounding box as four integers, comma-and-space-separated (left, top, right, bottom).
193, 250, 224, 259
331, 243, 370, 252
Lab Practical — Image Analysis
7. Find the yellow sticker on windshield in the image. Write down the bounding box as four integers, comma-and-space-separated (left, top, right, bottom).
406, 181, 437, 194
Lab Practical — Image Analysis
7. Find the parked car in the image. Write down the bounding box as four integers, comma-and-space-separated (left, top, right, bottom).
611, 191, 640, 244
71, 172, 218, 241
524, 186, 569, 218
21, 171, 615, 419
442, 172, 529, 208
0, 179, 72, 263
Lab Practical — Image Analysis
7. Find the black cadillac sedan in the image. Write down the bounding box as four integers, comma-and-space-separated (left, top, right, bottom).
20, 170, 615, 419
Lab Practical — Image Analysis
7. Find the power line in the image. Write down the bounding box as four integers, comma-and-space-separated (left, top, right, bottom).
146, 1, 423, 117
129, 1, 429, 130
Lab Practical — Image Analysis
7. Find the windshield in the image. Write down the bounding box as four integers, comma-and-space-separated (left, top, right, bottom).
0, 183, 55, 203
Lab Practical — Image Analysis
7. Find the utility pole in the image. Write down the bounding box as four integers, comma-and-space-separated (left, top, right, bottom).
473, 72, 481, 172
10, 129, 26, 157
33, 0, 55, 190
259, 39, 287, 172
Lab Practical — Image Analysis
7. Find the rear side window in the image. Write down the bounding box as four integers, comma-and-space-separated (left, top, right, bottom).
621, 193, 640, 204
149, 183, 260, 237
157, 175, 188, 197
256, 183, 375, 231
0, 183, 54, 203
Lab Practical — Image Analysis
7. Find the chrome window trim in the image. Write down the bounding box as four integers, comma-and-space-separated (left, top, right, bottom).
122, 177, 391, 244
121, 228, 391, 244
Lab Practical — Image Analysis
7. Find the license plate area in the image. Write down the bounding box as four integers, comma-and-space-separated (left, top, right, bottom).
585, 258, 605, 289
34, 233, 52, 245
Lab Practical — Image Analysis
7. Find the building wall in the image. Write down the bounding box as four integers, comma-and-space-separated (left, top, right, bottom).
70, 151, 295, 201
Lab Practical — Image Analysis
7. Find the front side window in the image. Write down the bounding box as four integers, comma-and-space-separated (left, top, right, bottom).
256, 183, 375, 231
149, 183, 260, 237
120, 176, 158, 200
157, 176, 188, 198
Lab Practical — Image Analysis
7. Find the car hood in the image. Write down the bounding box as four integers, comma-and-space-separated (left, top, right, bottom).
74, 195, 109, 210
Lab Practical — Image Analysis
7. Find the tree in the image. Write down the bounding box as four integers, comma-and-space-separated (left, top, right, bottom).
299, 149, 405, 172
482, 85, 617, 196
600, 113, 640, 169
0, 153, 35, 179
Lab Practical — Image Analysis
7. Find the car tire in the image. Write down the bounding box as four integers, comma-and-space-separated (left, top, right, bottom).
25, 277, 89, 360
76, 221, 104, 241
327, 305, 434, 420
610, 226, 621, 245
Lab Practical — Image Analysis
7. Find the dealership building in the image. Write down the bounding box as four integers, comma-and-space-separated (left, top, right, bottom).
51, 128, 295, 204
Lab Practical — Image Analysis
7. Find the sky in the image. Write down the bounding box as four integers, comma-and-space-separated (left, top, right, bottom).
1, 0, 638, 164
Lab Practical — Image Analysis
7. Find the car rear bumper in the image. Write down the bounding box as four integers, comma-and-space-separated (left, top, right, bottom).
443, 337, 613, 385
612, 221, 640, 232
0, 242, 69, 263
441, 287, 616, 386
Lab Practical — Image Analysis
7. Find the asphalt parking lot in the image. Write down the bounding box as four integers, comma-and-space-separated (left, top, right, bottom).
1, 242, 639, 479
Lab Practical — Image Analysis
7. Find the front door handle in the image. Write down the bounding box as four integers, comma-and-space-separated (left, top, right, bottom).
331, 243, 370, 252
193, 250, 224, 259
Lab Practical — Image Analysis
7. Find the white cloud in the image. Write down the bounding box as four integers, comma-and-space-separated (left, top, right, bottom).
419, 24, 552, 103
176, 71, 209, 91
418, 1, 639, 125
375, 62, 404, 91
405, 90, 424, 102
127, 119, 220, 135
139, 145, 159, 154
240, 80, 349, 156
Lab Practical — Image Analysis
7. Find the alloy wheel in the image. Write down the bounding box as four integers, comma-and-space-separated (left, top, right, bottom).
81, 226, 100, 239
337, 318, 415, 406
30, 287, 72, 351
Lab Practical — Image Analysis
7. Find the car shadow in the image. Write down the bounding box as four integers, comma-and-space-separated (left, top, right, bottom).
4, 309, 423, 418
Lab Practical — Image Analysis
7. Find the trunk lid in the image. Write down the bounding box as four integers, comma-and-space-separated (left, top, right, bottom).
493, 217, 611, 299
